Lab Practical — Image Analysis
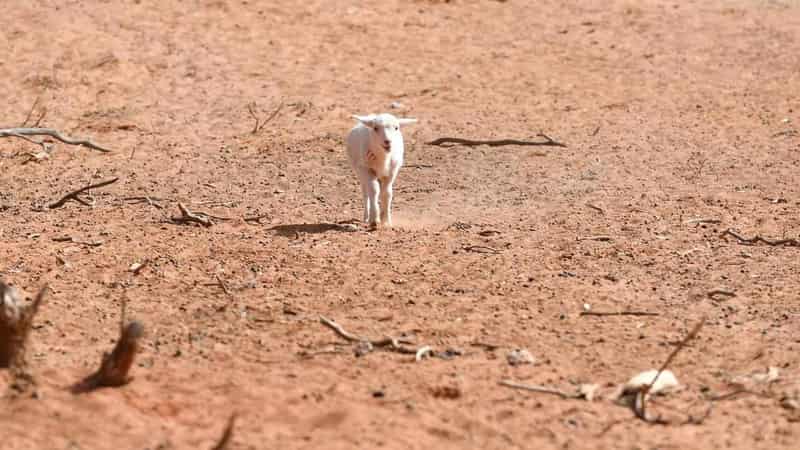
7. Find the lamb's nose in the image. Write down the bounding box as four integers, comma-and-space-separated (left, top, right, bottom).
383, 140, 390, 147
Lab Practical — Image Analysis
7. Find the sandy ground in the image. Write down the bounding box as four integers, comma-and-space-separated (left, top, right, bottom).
1, 0, 800, 449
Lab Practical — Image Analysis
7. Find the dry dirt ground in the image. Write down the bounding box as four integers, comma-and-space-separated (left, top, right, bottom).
1, 0, 800, 449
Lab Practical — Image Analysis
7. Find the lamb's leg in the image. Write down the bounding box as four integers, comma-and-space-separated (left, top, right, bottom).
379, 177, 394, 226
355, 167, 373, 224
359, 168, 380, 228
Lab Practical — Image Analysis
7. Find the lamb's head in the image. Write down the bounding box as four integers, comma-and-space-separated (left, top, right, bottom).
352, 113, 417, 153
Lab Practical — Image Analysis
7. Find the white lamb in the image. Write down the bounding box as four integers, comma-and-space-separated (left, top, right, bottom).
346, 113, 417, 228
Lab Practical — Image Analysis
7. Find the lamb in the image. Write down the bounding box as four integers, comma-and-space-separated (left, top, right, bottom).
346, 113, 417, 229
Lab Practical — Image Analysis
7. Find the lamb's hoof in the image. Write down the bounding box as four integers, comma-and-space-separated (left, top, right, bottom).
367, 222, 379, 232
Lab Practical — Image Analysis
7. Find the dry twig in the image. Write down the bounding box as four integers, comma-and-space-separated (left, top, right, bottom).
720, 229, 799, 247
577, 235, 613, 242
684, 218, 721, 225
463, 245, 501, 254
211, 413, 237, 450
49, 177, 119, 209
20, 96, 42, 127
247, 101, 283, 134
172, 202, 213, 227
634, 318, 705, 423
123, 196, 166, 209
586, 203, 605, 214
580, 311, 659, 317
0, 127, 110, 152
0, 283, 48, 368
707, 289, 736, 299
52, 236, 104, 247
319, 316, 417, 355
426, 134, 566, 148
499, 380, 580, 399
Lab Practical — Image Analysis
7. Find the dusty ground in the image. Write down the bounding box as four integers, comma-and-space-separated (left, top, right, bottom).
1, 0, 799, 448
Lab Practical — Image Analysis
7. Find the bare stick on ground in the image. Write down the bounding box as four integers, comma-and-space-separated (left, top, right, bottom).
707, 289, 736, 299
73, 298, 144, 393
426, 134, 566, 148
577, 235, 613, 242
172, 203, 213, 227
463, 245, 501, 254
123, 196, 167, 209
580, 311, 660, 317
20, 96, 42, 127
49, 177, 119, 209
202, 275, 232, 296
684, 218, 721, 225
0, 283, 48, 368
721, 229, 800, 247
211, 413, 237, 450
247, 101, 283, 134
586, 203, 605, 214
319, 316, 417, 354
0, 127, 111, 152
499, 380, 580, 399
634, 318, 705, 423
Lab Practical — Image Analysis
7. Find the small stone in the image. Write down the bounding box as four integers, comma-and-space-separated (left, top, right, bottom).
507, 349, 536, 366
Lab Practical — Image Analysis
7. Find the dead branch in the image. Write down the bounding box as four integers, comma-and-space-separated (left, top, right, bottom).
580, 311, 660, 317
470, 341, 501, 351
214, 275, 232, 296
586, 203, 605, 214
707, 289, 735, 299
72, 320, 144, 393
577, 235, 613, 242
319, 316, 417, 355
52, 236, 104, 247
20, 96, 42, 127
9, 132, 51, 153
0, 283, 48, 368
684, 218, 721, 225
247, 101, 283, 134
635, 318, 705, 423
499, 380, 579, 399
426, 134, 566, 148
720, 229, 799, 247
123, 196, 166, 209
211, 413, 237, 450
771, 129, 797, 138
406, 164, 434, 169
463, 245, 501, 254
49, 177, 119, 209
172, 203, 213, 227
0, 127, 111, 152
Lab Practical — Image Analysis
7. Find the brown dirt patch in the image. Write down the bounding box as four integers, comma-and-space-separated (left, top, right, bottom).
2, 1, 800, 449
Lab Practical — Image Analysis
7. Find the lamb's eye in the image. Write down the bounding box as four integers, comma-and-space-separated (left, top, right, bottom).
374, 126, 379, 132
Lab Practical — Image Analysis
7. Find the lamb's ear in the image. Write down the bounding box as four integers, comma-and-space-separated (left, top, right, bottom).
352, 115, 376, 127
397, 118, 418, 126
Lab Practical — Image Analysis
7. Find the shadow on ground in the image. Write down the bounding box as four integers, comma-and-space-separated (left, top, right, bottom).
270, 222, 360, 237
